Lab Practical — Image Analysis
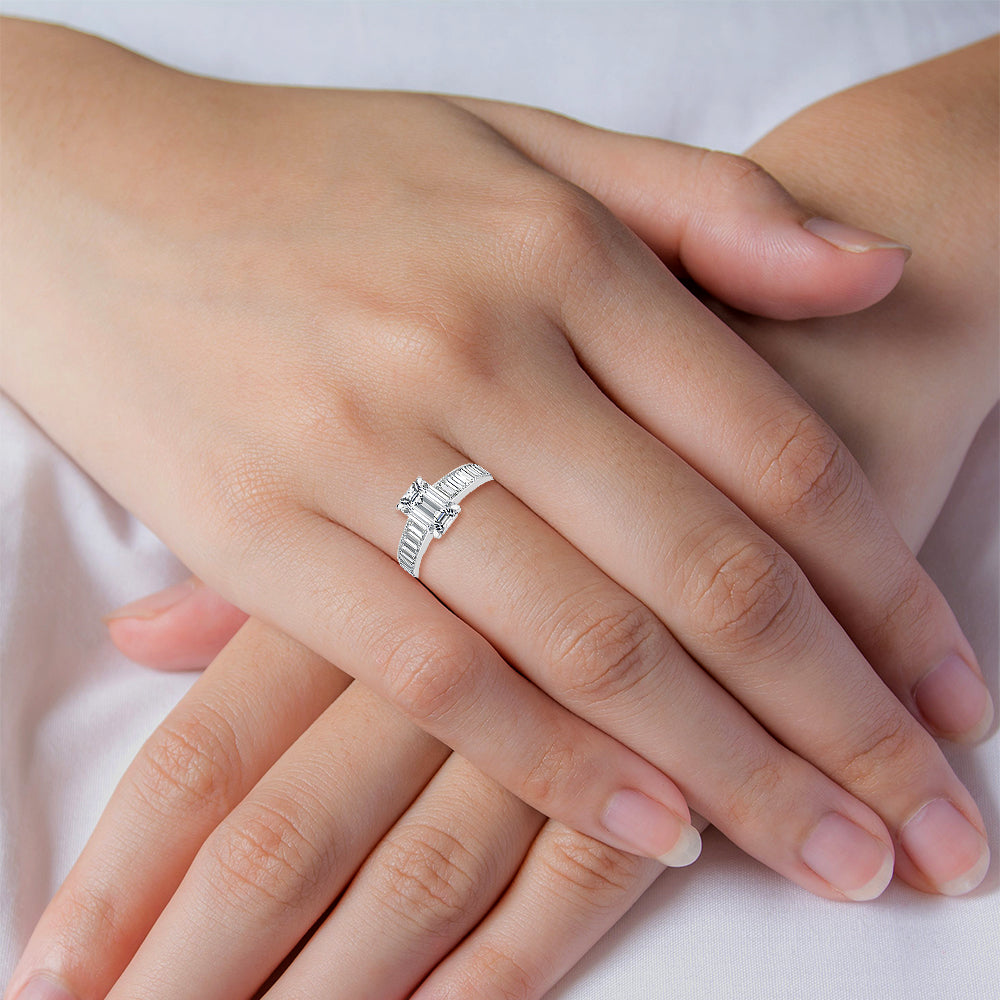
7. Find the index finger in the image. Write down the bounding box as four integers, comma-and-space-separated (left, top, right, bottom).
4, 620, 351, 1000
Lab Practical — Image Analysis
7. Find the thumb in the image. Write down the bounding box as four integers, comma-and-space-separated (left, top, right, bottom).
457, 98, 908, 320
103, 576, 248, 671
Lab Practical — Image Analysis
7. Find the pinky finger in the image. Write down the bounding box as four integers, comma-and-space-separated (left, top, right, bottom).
105, 576, 248, 671
412, 815, 707, 1000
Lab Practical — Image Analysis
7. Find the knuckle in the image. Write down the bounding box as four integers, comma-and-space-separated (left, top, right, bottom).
200, 446, 292, 538
544, 592, 667, 705
204, 795, 326, 914
376, 310, 561, 432
378, 627, 484, 726
380, 307, 508, 400
685, 534, 806, 651
287, 370, 384, 457
472, 944, 537, 1000
502, 182, 619, 294
866, 563, 940, 659
836, 713, 931, 794
130, 706, 243, 820
754, 410, 865, 523
694, 150, 778, 199
720, 751, 787, 830
520, 734, 588, 808
371, 823, 480, 937
540, 827, 646, 909
437, 944, 537, 1000
53, 880, 121, 960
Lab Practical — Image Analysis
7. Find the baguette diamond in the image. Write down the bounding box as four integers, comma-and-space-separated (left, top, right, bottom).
396, 463, 493, 577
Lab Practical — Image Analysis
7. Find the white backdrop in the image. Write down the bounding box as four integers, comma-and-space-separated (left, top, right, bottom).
1, 2, 998, 997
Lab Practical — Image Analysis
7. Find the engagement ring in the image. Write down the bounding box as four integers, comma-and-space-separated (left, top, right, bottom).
396, 463, 493, 578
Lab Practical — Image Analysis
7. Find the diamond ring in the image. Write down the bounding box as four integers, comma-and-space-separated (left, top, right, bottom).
397, 463, 493, 578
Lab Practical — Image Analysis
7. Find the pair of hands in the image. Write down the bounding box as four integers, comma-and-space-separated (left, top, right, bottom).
3, 20, 996, 999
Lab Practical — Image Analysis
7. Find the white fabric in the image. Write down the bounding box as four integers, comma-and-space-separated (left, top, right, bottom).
1, 2, 997, 996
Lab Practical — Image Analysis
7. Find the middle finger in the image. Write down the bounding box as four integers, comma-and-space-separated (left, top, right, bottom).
265, 753, 542, 1000
451, 351, 988, 895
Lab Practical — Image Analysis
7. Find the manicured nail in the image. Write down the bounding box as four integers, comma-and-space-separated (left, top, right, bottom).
913, 654, 994, 742
803, 217, 911, 257
102, 578, 198, 623
801, 812, 894, 901
14, 976, 79, 1000
900, 799, 990, 896
601, 789, 702, 867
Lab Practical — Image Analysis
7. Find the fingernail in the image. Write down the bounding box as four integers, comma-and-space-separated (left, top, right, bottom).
913, 654, 994, 742
601, 789, 702, 867
801, 813, 894, 901
900, 799, 990, 896
102, 578, 199, 623
803, 217, 911, 258
14, 976, 79, 1000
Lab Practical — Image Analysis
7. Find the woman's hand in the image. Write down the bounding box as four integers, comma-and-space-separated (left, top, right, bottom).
1, 13, 990, 942
61, 611, 673, 1000
18, 347, 994, 1000
5, 29, 997, 1000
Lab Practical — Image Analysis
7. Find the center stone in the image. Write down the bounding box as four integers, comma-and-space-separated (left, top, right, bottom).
398, 479, 461, 538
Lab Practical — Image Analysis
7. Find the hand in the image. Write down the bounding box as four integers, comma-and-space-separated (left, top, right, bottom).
75, 612, 674, 1000
21, 354, 993, 1000
1, 19, 991, 985
5, 27, 995, 996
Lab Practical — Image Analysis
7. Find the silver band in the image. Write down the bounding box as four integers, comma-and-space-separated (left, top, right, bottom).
396, 463, 493, 578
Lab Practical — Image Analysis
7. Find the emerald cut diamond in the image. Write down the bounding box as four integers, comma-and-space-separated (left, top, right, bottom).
398, 479, 461, 538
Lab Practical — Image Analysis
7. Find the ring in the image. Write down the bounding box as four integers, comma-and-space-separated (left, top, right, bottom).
396, 463, 494, 578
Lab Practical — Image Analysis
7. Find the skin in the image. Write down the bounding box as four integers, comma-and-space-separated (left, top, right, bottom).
2, 23, 997, 1000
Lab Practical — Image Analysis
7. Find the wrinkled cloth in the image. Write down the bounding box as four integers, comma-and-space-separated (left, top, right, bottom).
1, 3, 997, 996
